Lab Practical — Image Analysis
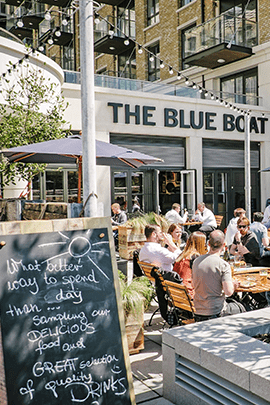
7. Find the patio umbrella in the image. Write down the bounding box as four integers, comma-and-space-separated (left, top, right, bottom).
259, 167, 270, 172
2, 135, 162, 202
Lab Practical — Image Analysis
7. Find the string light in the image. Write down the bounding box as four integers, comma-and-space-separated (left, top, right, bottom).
0, 8, 265, 120
44, 11, 51, 21
17, 19, 24, 28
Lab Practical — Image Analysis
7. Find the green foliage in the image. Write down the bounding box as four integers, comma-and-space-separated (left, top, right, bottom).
118, 271, 155, 318
123, 212, 170, 232
0, 61, 71, 186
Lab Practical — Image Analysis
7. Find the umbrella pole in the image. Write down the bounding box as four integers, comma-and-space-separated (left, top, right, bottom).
78, 157, 82, 204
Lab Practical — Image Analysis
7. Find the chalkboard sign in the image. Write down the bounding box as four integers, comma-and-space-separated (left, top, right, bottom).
0, 219, 134, 405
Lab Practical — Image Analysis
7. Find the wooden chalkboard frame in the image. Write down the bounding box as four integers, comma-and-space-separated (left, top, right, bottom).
0, 217, 135, 405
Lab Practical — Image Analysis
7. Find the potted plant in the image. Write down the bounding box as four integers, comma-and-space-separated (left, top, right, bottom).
118, 212, 170, 260
118, 271, 155, 354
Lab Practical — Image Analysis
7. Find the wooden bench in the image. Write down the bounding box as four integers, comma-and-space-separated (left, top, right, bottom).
215, 215, 224, 229
163, 280, 195, 325
137, 261, 157, 284
137, 261, 160, 325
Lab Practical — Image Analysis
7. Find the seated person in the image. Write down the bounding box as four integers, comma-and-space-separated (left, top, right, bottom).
225, 208, 246, 248
191, 202, 217, 236
139, 224, 181, 272
250, 212, 269, 257
173, 232, 206, 299
111, 202, 127, 250
167, 223, 188, 249
230, 217, 260, 267
111, 202, 127, 226
192, 230, 244, 321
165, 203, 188, 225
262, 202, 270, 229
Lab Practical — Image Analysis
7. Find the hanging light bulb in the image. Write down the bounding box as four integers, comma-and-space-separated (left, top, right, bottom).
94, 14, 100, 24
47, 36, 54, 45
185, 78, 189, 85
177, 72, 182, 80
160, 60, 164, 68
169, 66, 173, 75
149, 55, 154, 62
211, 93, 215, 100
204, 91, 209, 97
17, 19, 24, 28
124, 37, 129, 46
192, 83, 197, 89
38, 44, 45, 52
45, 11, 51, 21
55, 29, 61, 37
138, 45, 143, 54
199, 87, 203, 93
62, 16, 68, 26
108, 25, 114, 36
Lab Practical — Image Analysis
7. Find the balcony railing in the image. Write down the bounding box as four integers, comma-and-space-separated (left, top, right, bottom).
183, 11, 258, 59
94, 15, 135, 42
63, 71, 262, 106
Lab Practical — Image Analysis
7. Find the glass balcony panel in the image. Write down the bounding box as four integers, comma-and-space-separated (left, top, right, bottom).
183, 11, 258, 59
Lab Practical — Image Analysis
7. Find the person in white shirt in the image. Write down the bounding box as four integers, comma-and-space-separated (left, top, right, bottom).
193, 202, 217, 236
139, 224, 181, 272
262, 204, 270, 229
225, 208, 246, 248
165, 203, 188, 225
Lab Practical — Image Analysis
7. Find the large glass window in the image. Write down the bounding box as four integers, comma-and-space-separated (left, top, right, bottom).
221, 68, 258, 105
118, 52, 136, 79
181, 24, 196, 70
112, 171, 144, 213
147, 0, 159, 26
148, 42, 160, 81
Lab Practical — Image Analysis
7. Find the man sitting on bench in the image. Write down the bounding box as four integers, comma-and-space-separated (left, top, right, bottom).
139, 224, 181, 272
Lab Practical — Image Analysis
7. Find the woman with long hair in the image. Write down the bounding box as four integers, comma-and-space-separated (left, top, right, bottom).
173, 231, 207, 299
167, 223, 183, 249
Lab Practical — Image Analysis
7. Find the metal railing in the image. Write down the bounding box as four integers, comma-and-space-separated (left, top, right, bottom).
184, 11, 258, 59
63, 71, 262, 106
94, 15, 135, 42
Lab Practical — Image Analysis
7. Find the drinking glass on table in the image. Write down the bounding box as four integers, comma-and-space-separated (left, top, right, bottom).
259, 269, 268, 284
234, 255, 242, 269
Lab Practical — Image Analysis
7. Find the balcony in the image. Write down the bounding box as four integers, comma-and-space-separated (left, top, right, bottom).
39, 28, 73, 46
183, 12, 257, 69
99, 0, 134, 7
94, 15, 135, 55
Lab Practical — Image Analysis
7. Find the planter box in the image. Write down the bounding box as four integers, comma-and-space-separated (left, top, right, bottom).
118, 225, 146, 260
125, 305, 144, 355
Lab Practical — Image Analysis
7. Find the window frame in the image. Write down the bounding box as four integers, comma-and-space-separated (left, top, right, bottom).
147, 42, 160, 82
220, 68, 258, 105
147, 0, 159, 26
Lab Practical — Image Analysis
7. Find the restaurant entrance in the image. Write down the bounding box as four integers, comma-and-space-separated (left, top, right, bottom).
111, 168, 196, 216
203, 168, 260, 229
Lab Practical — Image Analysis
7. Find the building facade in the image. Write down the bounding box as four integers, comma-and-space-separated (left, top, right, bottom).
1, 0, 270, 226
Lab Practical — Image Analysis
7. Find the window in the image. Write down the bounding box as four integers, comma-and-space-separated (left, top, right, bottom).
179, 0, 194, 7
221, 68, 258, 105
147, 0, 159, 26
118, 53, 136, 79
181, 24, 196, 70
148, 42, 160, 81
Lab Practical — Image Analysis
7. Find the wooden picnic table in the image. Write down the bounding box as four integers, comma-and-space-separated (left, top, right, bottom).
182, 221, 203, 226
233, 267, 270, 293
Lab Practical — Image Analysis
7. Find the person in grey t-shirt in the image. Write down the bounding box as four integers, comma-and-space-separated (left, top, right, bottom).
192, 230, 244, 321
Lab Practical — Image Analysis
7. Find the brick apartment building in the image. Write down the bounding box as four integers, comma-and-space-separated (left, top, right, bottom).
1, 0, 270, 224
